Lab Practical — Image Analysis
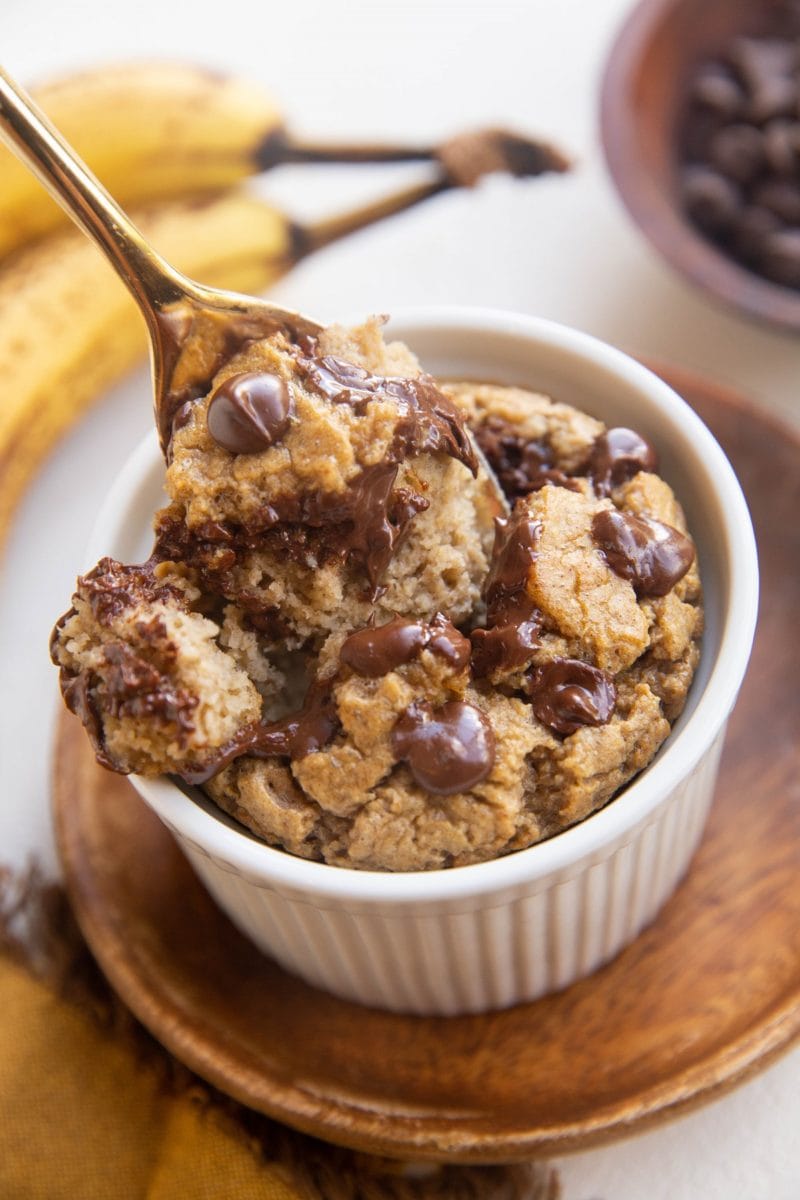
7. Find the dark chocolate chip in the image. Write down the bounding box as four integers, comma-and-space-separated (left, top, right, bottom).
728, 37, 796, 94
391, 700, 495, 795
763, 119, 800, 174
526, 658, 616, 737
207, 372, 293, 454
748, 75, 798, 123
690, 65, 745, 118
760, 228, 800, 287
681, 166, 743, 235
752, 177, 800, 223
340, 614, 470, 678
586, 427, 658, 497
732, 204, 783, 262
707, 123, 765, 184
592, 508, 695, 597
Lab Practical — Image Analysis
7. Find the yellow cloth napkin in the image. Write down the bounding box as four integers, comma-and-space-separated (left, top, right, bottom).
0, 957, 299, 1200
0, 873, 556, 1200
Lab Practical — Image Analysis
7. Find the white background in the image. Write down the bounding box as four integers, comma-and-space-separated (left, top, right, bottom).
0, 1, 798, 1196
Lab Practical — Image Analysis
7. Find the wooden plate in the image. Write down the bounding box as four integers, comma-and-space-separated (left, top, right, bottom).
53, 365, 800, 1163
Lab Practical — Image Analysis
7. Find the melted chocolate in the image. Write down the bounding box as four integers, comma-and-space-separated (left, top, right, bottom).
207, 372, 293, 454
474, 417, 577, 499
69, 558, 186, 627
154, 462, 430, 603
296, 354, 374, 405
295, 349, 478, 475
526, 658, 616, 736
340, 613, 470, 677
60, 671, 115, 772
391, 700, 496, 795
54, 613, 198, 778
165, 337, 477, 596
586, 428, 658, 497
592, 509, 695, 597
181, 680, 338, 785
101, 637, 198, 734
250, 680, 338, 760
471, 511, 542, 676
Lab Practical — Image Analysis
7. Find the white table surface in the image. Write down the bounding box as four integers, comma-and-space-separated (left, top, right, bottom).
1, 1, 797, 1196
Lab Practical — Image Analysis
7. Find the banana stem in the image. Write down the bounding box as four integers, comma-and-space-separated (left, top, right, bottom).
260, 127, 572, 179
259, 131, 439, 167
294, 178, 450, 257
292, 128, 571, 258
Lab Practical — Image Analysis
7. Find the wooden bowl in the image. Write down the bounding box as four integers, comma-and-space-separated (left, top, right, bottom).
601, 0, 800, 333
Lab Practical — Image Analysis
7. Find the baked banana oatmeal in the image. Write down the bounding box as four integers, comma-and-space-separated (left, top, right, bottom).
52, 318, 701, 871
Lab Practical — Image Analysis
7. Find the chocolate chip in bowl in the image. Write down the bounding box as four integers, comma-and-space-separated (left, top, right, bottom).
601, 0, 800, 330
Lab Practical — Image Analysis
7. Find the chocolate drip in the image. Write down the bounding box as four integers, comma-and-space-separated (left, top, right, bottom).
181, 680, 339, 786
295, 349, 478, 476
391, 700, 496, 795
526, 658, 616, 736
474, 417, 577, 499
586, 428, 658, 497
471, 510, 542, 676
207, 372, 293, 454
166, 344, 477, 597
154, 460, 430, 603
592, 509, 695, 597
250, 681, 338, 760
340, 613, 470, 677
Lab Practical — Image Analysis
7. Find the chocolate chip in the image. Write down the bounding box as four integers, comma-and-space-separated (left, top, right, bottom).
748, 74, 798, 123
760, 228, 800, 287
690, 65, 745, 118
707, 123, 765, 184
682, 109, 727, 162
763, 119, 800, 174
681, 166, 743, 235
752, 178, 800, 224
526, 658, 616, 737
592, 509, 695, 597
207, 372, 293, 454
728, 37, 797, 96
732, 205, 783, 262
586, 427, 659, 497
679, 20, 800, 290
391, 700, 495, 795
340, 614, 470, 677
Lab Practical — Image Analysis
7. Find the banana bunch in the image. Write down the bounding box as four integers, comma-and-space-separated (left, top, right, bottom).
0, 62, 568, 549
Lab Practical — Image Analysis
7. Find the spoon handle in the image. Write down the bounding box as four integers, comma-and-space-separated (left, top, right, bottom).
0, 65, 186, 324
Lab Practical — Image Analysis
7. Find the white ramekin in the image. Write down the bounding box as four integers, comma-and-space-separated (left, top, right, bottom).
86, 308, 758, 1015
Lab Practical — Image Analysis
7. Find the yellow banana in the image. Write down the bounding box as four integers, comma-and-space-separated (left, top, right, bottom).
0, 190, 293, 545
0, 62, 284, 259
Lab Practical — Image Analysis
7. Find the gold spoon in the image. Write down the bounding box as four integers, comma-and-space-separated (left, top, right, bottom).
0, 64, 508, 517
0, 65, 323, 456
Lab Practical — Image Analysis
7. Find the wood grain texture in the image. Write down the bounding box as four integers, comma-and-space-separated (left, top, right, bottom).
53, 366, 800, 1163
601, 0, 800, 332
